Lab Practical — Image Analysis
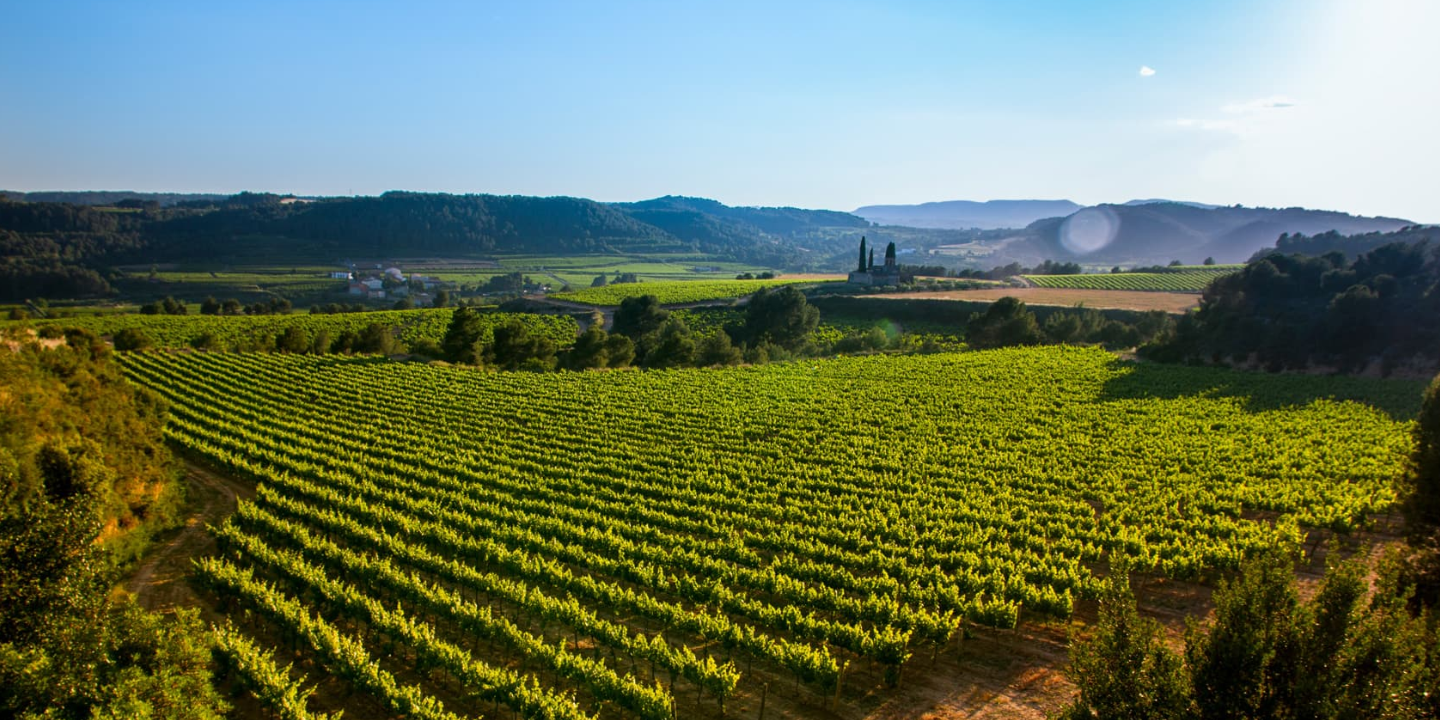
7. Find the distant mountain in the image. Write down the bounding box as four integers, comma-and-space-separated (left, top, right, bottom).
613, 195, 868, 246
1016, 203, 1412, 265
852, 199, 1083, 230
0, 190, 230, 207
1123, 198, 1221, 210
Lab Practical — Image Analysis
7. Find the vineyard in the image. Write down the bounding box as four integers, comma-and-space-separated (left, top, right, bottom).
550, 279, 839, 307
1022, 267, 1240, 292
13, 309, 578, 351
115, 346, 1418, 719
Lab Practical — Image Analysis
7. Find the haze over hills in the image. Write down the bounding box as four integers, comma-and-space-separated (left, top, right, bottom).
1009, 202, 1414, 266
852, 199, 1083, 230
845, 197, 1414, 266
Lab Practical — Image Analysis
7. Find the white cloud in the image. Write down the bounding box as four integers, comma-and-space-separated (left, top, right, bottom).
1221, 95, 1298, 114
1174, 117, 1240, 133
1139, 65, 1156, 77
1173, 96, 1299, 136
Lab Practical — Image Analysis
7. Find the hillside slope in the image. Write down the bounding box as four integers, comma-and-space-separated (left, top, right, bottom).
1012, 203, 1411, 265
853, 199, 1082, 230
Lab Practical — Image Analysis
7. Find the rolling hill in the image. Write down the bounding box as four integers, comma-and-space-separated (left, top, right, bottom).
1014, 202, 1413, 265
852, 199, 1083, 229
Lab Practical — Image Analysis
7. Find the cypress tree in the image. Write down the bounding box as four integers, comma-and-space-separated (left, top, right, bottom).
857, 237, 868, 273
868, 248, 875, 270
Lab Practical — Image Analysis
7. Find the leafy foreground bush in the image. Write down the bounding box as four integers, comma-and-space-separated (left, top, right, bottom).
1060, 547, 1440, 720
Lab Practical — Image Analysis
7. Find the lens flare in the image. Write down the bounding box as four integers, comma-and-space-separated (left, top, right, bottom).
1059, 206, 1120, 255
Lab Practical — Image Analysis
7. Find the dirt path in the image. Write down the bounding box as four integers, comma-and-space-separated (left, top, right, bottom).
124, 461, 253, 613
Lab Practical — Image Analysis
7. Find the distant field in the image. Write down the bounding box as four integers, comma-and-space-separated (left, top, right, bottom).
551, 277, 843, 306
1023, 267, 1240, 293
878, 287, 1203, 313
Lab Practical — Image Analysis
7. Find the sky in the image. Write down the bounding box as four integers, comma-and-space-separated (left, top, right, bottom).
1, 0, 1437, 222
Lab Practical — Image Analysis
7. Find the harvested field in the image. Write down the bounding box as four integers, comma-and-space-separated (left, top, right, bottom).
874, 287, 1202, 313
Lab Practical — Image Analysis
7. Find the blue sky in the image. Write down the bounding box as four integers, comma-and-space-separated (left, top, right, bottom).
2, 0, 1436, 221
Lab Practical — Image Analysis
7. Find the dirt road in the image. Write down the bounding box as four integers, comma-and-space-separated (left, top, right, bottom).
124, 462, 252, 613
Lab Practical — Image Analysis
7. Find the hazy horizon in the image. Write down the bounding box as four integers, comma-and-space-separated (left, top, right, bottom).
3, 0, 1437, 223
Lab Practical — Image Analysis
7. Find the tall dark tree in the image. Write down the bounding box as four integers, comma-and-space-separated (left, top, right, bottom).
1405, 373, 1440, 539
564, 326, 611, 370
868, 247, 875, 270
741, 285, 819, 351
491, 320, 556, 370
1404, 373, 1440, 604
884, 241, 896, 266
442, 306, 487, 363
858, 236, 868, 273
966, 297, 1042, 349
642, 317, 696, 369
697, 329, 742, 367
612, 295, 670, 340
603, 334, 636, 368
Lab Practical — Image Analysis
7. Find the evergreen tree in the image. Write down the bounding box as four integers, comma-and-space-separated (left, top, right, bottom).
1404, 372, 1440, 539
1061, 570, 1190, 720
603, 334, 635, 368
858, 236, 868, 273
1185, 547, 1303, 720
1403, 372, 1440, 604
740, 285, 819, 351
643, 317, 696, 369
612, 295, 669, 340
966, 297, 1042, 349
698, 329, 742, 367
442, 306, 487, 363
275, 326, 309, 353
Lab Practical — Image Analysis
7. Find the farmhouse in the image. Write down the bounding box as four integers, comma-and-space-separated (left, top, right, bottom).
847, 236, 908, 286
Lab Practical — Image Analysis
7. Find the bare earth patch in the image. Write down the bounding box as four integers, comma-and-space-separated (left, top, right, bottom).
874, 288, 1202, 313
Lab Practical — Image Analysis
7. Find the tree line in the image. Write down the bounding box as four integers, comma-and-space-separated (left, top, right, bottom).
441, 285, 822, 371
1143, 239, 1440, 373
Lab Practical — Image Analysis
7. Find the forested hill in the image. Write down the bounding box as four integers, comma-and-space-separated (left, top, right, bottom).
616, 195, 868, 238
1014, 202, 1411, 265
157, 192, 681, 256
0, 190, 229, 207
0, 191, 876, 300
